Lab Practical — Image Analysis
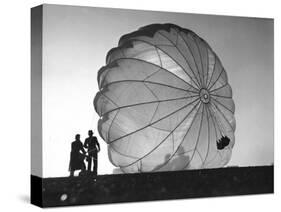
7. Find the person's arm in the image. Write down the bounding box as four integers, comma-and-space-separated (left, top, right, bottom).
80, 143, 86, 154
96, 137, 101, 152
84, 139, 88, 149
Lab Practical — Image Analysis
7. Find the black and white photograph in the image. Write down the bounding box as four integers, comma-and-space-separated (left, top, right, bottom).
30, 3, 274, 208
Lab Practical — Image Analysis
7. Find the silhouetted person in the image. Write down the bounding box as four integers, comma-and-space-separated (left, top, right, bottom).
69, 134, 86, 177
216, 136, 230, 150
84, 130, 100, 175
152, 146, 190, 172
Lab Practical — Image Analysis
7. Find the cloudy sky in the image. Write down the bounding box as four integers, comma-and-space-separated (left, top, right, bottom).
41, 4, 273, 177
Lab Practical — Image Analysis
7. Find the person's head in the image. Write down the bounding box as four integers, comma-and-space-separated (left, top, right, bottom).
88, 130, 93, 137
75, 134, 80, 141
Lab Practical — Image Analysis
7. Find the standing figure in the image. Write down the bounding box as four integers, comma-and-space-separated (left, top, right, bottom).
69, 134, 86, 177
84, 130, 100, 175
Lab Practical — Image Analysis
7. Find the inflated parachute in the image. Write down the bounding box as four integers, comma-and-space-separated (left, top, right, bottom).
94, 24, 235, 173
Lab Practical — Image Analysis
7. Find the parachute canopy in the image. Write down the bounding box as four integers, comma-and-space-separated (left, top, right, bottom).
94, 24, 236, 173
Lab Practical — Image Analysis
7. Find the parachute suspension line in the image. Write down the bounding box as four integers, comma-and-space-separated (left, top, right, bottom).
143, 82, 159, 101
182, 102, 205, 169
158, 30, 201, 89
206, 103, 225, 162
103, 79, 199, 94
148, 102, 160, 125
192, 35, 205, 88
107, 109, 120, 142
143, 67, 162, 81
208, 67, 224, 91
104, 56, 200, 92
157, 31, 201, 89
211, 97, 234, 114
137, 160, 143, 173
205, 44, 209, 88
155, 47, 163, 67
119, 99, 201, 169
187, 33, 205, 87
130, 38, 200, 91
166, 116, 174, 157
119, 167, 126, 174
178, 31, 203, 88
209, 83, 228, 93
206, 105, 219, 141
175, 28, 179, 46
206, 56, 217, 88
101, 94, 199, 117
210, 93, 232, 99
210, 100, 234, 132
195, 104, 207, 164
150, 101, 203, 172
171, 118, 175, 153
142, 81, 161, 126
208, 103, 225, 137
196, 149, 204, 164
205, 105, 223, 161
108, 97, 200, 144
121, 100, 202, 169
201, 104, 211, 167
174, 29, 202, 88
208, 105, 225, 163
101, 93, 119, 108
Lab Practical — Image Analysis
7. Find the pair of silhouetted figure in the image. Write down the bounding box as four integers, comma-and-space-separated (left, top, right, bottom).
69, 130, 100, 177
216, 136, 230, 150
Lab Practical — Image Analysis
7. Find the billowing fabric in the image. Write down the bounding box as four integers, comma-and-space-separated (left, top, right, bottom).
94, 24, 236, 173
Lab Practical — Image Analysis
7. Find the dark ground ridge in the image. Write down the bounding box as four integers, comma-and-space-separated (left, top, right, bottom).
32, 165, 273, 207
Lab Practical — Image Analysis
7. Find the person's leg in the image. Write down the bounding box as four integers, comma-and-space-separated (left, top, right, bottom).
94, 152, 98, 175
81, 163, 86, 171
79, 166, 85, 176
88, 155, 92, 171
